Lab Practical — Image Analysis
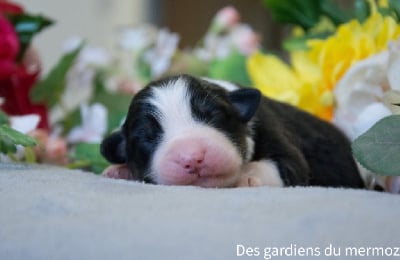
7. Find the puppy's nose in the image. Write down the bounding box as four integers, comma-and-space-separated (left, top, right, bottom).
179, 151, 205, 173
168, 138, 207, 174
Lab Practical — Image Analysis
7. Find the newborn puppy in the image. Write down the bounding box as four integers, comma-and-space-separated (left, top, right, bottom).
101, 74, 364, 188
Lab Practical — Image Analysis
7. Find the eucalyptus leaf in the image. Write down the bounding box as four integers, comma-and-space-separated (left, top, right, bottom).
352, 115, 400, 176
30, 43, 84, 108
0, 124, 37, 154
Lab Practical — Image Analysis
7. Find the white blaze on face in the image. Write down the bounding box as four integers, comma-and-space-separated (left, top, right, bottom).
147, 77, 244, 187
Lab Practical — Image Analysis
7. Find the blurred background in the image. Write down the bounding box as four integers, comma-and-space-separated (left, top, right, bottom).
17, 0, 286, 73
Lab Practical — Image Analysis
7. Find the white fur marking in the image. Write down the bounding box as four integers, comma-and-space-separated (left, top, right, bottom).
238, 160, 283, 187
149, 77, 198, 138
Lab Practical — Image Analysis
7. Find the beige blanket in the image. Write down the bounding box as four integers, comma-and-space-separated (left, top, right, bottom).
0, 163, 399, 260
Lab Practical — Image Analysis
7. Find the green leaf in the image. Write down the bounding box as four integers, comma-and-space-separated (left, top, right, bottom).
354, 0, 370, 23
0, 111, 9, 125
263, 0, 322, 30
352, 115, 400, 176
283, 31, 333, 51
209, 51, 252, 86
0, 124, 37, 154
7, 13, 53, 61
91, 72, 131, 133
30, 43, 84, 108
320, 0, 352, 25
389, 0, 400, 21
70, 143, 109, 174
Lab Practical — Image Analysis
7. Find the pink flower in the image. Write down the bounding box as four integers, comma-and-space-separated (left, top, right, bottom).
30, 129, 69, 165
211, 6, 241, 33
231, 24, 261, 55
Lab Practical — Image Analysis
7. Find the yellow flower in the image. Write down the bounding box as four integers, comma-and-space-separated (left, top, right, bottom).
247, 51, 333, 120
247, 1, 400, 121
307, 4, 400, 92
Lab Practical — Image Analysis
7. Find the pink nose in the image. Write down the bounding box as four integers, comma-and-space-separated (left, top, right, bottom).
178, 150, 205, 174
171, 139, 206, 174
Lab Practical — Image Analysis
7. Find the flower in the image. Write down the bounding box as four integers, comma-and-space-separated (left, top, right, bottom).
143, 28, 179, 77
307, 2, 400, 93
210, 6, 240, 34
50, 38, 111, 124
9, 114, 40, 133
231, 24, 261, 55
30, 129, 68, 165
247, 51, 332, 120
0, 1, 50, 129
334, 39, 400, 140
197, 9, 260, 60
0, 15, 19, 65
117, 24, 158, 51
0, 1, 23, 15
67, 103, 108, 144
247, 1, 400, 122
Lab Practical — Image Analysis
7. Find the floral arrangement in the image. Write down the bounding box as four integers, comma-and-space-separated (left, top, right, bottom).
0, 1, 53, 157
0, 3, 261, 173
1, 0, 399, 185
252, 0, 400, 185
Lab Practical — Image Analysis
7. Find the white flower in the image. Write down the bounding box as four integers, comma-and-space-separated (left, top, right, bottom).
50, 38, 111, 124
200, 34, 231, 59
196, 23, 260, 60
117, 25, 158, 51
333, 38, 400, 140
143, 28, 179, 77
10, 115, 40, 134
67, 103, 108, 143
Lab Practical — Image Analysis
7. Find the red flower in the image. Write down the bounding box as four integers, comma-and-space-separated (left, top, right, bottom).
0, 64, 49, 129
0, 2, 49, 130
0, 1, 23, 15
0, 15, 18, 60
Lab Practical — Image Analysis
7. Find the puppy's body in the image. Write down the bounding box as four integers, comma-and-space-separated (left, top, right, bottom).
101, 74, 364, 188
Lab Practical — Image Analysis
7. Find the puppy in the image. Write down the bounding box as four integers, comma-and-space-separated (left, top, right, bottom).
101, 74, 364, 188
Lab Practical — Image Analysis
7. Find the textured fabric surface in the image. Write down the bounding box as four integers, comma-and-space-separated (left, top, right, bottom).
0, 163, 399, 260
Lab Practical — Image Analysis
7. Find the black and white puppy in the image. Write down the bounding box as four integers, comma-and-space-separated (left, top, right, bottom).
101, 74, 364, 188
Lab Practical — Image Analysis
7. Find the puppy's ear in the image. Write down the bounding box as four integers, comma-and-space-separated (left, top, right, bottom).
228, 88, 261, 122
100, 130, 126, 164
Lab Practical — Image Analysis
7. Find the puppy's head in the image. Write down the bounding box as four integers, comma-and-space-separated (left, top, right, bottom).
101, 74, 261, 187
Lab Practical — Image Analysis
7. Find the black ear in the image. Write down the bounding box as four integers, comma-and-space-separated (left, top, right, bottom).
228, 88, 261, 122
100, 130, 126, 164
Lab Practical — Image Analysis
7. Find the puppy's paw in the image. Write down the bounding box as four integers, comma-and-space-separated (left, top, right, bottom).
235, 160, 283, 188
385, 176, 400, 194
237, 175, 263, 187
102, 164, 132, 180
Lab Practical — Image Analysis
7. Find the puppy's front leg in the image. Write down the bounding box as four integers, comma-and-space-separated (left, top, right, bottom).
237, 160, 284, 187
